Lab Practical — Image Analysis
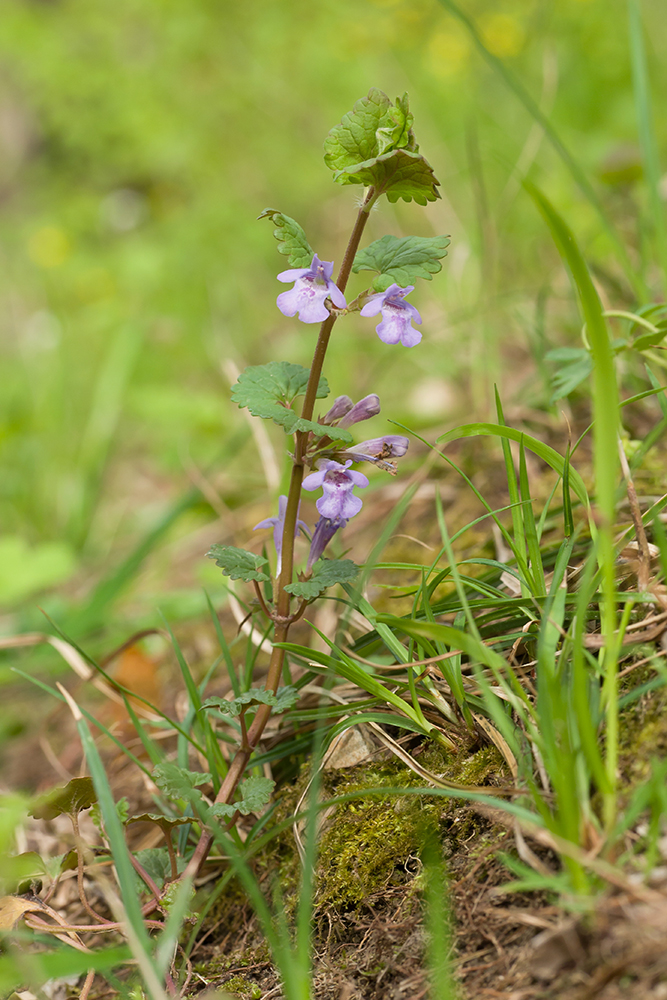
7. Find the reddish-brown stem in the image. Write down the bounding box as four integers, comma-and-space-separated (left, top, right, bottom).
129, 850, 163, 905
71, 813, 116, 926
252, 579, 272, 619
184, 188, 376, 879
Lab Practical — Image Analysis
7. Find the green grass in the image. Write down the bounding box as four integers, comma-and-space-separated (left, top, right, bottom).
3, 2, 667, 997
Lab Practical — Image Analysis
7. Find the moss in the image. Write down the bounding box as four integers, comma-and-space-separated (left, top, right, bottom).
314, 743, 505, 910
617, 671, 667, 786
218, 976, 261, 1000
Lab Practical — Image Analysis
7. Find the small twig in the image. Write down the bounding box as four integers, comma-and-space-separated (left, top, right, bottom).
79, 969, 96, 1000
252, 579, 272, 620
129, 852, 163, 906
618, 437, 651, 591
70, 813, 116, 926
163, 828, 179, 881
289, 598, 310, 624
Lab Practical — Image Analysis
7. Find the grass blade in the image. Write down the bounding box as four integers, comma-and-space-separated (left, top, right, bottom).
629, 0, 667, 293
434, 0, 646, 298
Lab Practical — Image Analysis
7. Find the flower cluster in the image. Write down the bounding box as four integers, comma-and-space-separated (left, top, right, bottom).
277, 255, 422, 347
254, 391, 410, 572
263, 251, 421, 575
317, 393, 409, 474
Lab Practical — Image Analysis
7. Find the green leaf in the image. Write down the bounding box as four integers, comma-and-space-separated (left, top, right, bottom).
132, 848, 177, 891
376, 91, 416, 155
152, 762, 210, 806
207, 545, 270, 583
230, 362, 352, 439
126, 812, 191, 830
0, 852, 47, 895
232, 361, 326, 410
30, 777, 97, 820
202, 686, 299, 716
324, 90, 437, 204
545, 347, 593, 401
337, 149, 440, 205
258, 208, 314, 268
353, 235, 451, 291
324, 88, 410, 173
90, 795, 129, 831
207, 776, 275, 819
236, 775, 275, 815
634, 319, 667, 351
285, 559, 359, 600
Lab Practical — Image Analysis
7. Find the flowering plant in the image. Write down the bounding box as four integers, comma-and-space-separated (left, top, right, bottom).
188, 88, 449, 873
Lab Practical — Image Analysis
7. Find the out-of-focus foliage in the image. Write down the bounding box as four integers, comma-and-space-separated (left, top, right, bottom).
0, 0, 664, 612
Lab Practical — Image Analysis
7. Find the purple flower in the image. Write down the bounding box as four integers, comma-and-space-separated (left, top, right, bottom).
253, 495, 308, 575
276, 254, 347, 324
338, 394, 381, 428
341, 435, 409, 473
302, 460, 369, 520
321, 395, 354, 425
359, 283, 422, 347
306, 516, 347, 571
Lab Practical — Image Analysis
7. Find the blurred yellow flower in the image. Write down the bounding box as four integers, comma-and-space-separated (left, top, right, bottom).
480, 13, 525, 58
428, 27, 471, 77
27, 226, 71, 268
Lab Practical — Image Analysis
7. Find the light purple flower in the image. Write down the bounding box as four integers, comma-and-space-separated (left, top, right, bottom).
302, 460, 369, 520
341, 435, 409, 473
338, 394, 381, 428
276, 254, 347, 324
253, 495, 308, 575
322, 395, 354, 425
359, 283, 422, 347
306, 516, 347, 571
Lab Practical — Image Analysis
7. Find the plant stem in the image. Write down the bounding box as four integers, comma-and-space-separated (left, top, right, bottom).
185, 188, 376, 878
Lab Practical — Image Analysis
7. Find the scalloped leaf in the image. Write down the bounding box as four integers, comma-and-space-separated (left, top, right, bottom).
30, 776, 97, 820
258, 208, 314, 267
285, 558, 359, 600
236, 775, 275, 814
232, 361, 326, 409
207, 545, 270, 583
231, 362, 352, 440
207, 776, 275, 819
126, 812, 191, 829
353, 234, 451, 291
152, 762, 211, 805
324, 88, 417, 174
335, 148, 440, 205
202, 686, 299, 716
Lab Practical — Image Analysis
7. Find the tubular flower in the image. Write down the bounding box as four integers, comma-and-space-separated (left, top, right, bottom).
321, 395, 353, 425
302, 460, 369, 520
306, 516, 346, 571
359, 283, 422, 347
276, 254, 346, 324
338, 393, 381, 428
253, 495, 308, 576
340, 434, 409, 473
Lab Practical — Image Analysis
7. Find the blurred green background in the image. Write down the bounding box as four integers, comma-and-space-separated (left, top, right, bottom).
0, 0, 665, 650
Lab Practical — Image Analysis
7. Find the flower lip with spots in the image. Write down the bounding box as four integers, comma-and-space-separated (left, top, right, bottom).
276, 253, 347, 324
302, 460, 369, 520
359, 283, 422, 347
